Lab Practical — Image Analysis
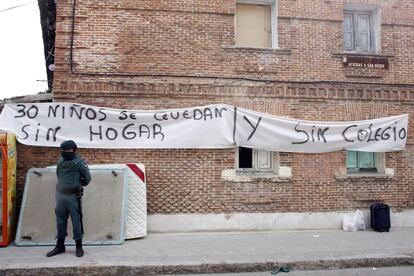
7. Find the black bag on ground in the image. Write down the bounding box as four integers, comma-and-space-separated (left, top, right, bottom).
370, 203, 391, 232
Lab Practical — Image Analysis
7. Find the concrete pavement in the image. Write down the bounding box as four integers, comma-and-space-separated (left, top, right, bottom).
1, 229, 414, 275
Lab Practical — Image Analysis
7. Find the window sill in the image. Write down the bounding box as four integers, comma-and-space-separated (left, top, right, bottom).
336, 171, 394, 181
222, 46, 292, 55
331, 52, 395, 59
221, 166, 292, 183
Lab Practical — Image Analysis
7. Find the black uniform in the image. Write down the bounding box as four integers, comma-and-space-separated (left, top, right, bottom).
56, 155, 91, 240
47, 140, 91, 258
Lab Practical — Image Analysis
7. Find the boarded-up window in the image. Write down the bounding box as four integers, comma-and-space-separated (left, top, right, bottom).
236, 4, 272, 48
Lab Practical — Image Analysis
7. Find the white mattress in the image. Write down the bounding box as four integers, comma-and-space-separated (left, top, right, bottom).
89, 164, 147, 239
16, 167, 128, 246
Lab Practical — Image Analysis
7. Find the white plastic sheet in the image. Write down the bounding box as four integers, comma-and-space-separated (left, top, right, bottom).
343, 209, 366, 231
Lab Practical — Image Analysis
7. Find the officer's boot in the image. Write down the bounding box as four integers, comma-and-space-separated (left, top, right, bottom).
75, 239, 84, 257
46, 238, 65, 257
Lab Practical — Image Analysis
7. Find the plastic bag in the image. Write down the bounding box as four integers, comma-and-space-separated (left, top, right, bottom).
342, 209, 365, 231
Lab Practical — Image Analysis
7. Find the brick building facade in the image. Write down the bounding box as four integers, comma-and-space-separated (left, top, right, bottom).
15, 0, 414, 230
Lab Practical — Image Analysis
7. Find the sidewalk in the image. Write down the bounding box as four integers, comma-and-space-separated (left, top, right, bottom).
1, 229, 414, 275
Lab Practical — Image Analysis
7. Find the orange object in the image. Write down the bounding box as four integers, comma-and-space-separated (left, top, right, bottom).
0, 132, 17, 247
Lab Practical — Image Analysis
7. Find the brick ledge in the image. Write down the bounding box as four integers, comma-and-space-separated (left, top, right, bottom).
221, 166, 292, 183
332, 52, 395, 59
336, 173, 394, 181
222, 46, 292, 55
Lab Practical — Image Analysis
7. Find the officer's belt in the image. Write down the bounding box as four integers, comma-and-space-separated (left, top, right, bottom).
56, 185, 83, 195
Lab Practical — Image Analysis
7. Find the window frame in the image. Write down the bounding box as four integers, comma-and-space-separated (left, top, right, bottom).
343, 4, 381, 53
236, 147, 278, 173
343, 11, 373, 53
236, 0, 278, 49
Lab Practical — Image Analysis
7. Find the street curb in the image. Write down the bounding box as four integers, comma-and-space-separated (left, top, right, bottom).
2, 256, 414, 275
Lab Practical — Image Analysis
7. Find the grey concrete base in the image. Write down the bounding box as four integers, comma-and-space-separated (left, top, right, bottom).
148, 210, 414, 233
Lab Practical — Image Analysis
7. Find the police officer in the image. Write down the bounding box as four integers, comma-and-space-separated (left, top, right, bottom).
46, 140, 91, 257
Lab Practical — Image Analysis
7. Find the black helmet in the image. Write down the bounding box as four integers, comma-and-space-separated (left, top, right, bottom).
60, 140, 77, 151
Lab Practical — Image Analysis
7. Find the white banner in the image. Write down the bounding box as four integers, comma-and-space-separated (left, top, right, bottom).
236, 107, 408, 152
0, 102, 408, 152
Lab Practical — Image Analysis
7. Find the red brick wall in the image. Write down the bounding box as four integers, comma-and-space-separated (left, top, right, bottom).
15, 0, 414, 214
52, 0, 414, 83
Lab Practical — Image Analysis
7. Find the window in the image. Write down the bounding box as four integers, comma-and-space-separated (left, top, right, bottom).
347, 151, 381, 173
222, 147, 289, 182
236, 1, 276, 48
343, 5, 380, 53
237, 147, 275, 172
